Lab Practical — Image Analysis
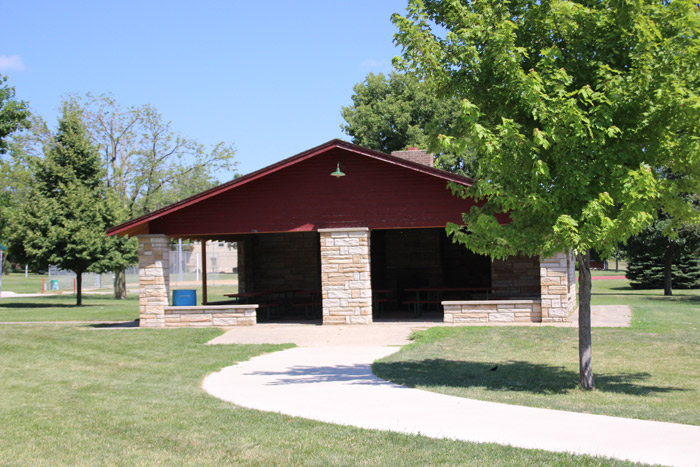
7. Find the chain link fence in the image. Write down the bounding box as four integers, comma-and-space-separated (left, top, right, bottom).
41, 241, 237, 292
168, 240, 238, 286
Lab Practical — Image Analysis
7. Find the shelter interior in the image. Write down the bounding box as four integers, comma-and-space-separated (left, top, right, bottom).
228, 227, 520, 322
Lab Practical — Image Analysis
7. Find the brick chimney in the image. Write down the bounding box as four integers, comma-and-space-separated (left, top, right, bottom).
390, 147, 434, 167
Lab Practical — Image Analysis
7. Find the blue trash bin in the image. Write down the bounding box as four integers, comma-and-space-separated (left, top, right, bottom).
172, 289, 196, 306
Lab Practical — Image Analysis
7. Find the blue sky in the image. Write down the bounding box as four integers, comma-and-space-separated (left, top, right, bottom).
1, 0, 408, 179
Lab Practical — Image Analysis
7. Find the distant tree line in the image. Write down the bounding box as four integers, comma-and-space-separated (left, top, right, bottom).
0, 78, 237, 304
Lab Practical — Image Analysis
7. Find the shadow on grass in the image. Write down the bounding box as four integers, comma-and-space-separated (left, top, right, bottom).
90, 320, 140, 328
646, 294, 700, 303
592, 290, 653, 295
0, 301, 85, 309
373, 359, 685, 396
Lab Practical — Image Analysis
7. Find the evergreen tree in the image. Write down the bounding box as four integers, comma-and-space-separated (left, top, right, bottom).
66, 93, 236, 299
8, 105, 112, 305
625, 224, 700, 293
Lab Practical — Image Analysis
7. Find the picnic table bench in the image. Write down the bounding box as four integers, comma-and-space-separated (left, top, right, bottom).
403, 287, 496, 316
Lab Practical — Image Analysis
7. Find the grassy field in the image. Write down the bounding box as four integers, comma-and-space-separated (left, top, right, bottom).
0, 294, 139, 322
374, 279, 700, 426
0, 325, 628, 466
0, 270, 691, 463
0, 274, 237, 322
1, 273, 59, 294
590, 269, 626, 276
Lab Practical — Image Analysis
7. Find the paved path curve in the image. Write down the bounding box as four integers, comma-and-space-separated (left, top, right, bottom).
203, 345, 700, 467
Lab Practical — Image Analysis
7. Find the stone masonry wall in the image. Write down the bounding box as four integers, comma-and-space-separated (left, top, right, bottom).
138, 234, 170, 328
320, 228, 372, 324
540, 251, 576, 322
491, 255, 540, 298
163, 305, 257, 327
237, 238, 248, 293
443, 300, 542, 323
250, 232, 320, 292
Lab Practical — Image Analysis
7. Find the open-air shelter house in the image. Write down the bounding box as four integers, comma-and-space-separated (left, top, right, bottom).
107, 140, 576, 328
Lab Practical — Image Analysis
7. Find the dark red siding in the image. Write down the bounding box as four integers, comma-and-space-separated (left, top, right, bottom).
149, 147, 477, 236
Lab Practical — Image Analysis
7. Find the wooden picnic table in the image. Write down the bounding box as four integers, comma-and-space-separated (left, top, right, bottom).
223, 289, 323, 320
223, 291, 272, 303
371, 289, 393, 315
403, 287, 495, 316
405, 286, 494, 297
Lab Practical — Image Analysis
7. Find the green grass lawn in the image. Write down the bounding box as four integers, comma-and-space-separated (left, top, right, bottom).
590, 269, 626, 276
0, 325, 628, 466
0, 275, 237, 322
374, 279, 700, 426
1, 273, 56, 294
0, 294, 139, 322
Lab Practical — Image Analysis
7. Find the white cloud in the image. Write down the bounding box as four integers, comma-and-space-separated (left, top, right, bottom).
0, 55, 27, 72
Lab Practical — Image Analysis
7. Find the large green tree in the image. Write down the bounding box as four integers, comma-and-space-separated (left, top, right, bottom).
393, 0, 700, 389
0, 76, 30, 155
9, 105, 113, 305
341, 72, 473, 175
65, 93, 237, 298
0, 75, 31, 273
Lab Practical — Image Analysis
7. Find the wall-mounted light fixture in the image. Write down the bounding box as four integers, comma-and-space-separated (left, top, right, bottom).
330, 162, 346, 178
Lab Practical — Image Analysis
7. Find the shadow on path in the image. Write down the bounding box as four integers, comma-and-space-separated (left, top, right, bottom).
249, 363, 391, 386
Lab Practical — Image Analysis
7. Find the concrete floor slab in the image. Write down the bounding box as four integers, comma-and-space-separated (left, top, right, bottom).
569, 305, 632, 327
207, 304, 631, 347
206, 322, 435, 347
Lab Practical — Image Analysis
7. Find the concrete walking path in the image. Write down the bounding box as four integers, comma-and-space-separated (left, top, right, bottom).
203, 345, 700, 467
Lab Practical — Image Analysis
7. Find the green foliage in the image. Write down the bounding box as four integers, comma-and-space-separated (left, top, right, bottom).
8, 106, 114, 304
69, 93, 237, 217
60, 94, 237, 294
0, 77, 32, 255
341, 72, 474, 175
393, 0, 700, 389
625, 223, 700, 290
393, 0, 700, 260
0, 76, 30, 155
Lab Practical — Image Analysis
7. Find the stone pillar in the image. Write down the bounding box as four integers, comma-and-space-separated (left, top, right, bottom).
137, 234, 170, 328
319, 228, 372, 324
540, 251, 576, 322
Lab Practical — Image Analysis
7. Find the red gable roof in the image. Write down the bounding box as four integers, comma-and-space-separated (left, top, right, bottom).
107, 139, 476, 238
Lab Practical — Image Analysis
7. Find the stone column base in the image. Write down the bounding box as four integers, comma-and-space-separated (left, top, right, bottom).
137, 234, 170, 328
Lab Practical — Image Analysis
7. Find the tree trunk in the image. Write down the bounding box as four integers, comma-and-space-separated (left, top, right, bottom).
113, 268, 127, 299
663, 245, 673, 297
76, 271, 83, 306
576, 251, 595, 390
